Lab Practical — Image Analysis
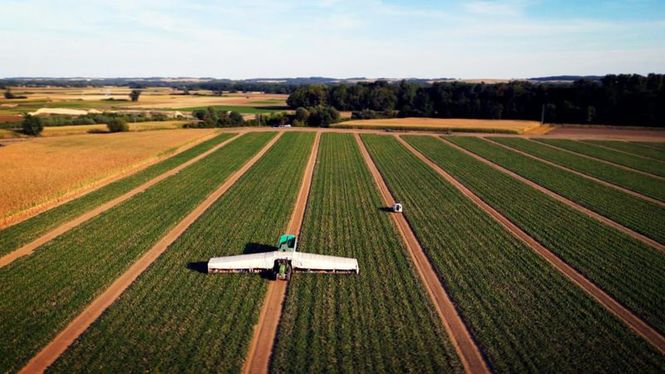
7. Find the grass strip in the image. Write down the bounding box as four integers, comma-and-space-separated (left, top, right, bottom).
50, 132, 313, 372
272, 134, 462, 373
363, 134, 664, 372
0, 132, 274, 372
448, 137, 665, 244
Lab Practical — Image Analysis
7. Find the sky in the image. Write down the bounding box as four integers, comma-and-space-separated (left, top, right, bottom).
1, 0, 664, 79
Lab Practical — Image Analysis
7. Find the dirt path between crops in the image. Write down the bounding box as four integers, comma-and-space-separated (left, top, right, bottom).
18, 133, 282, 374
532, 139, 665, 181
396, 135, 665, 355
355, 134, 491, 374
483, 138, 665, 209
439, 137, 665, 252
243, 132, 320, 374
0, 132, 244, 269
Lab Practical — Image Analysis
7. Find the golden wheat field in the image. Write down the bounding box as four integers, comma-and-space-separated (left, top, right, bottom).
335, 117, 545, 134
0, 128, 218, 227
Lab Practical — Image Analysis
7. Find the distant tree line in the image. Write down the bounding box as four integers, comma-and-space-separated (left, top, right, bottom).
36, 113, 171, 127
286, 74, 665, 127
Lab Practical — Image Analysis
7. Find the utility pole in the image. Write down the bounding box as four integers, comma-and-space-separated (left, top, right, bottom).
541, 103, 545, 125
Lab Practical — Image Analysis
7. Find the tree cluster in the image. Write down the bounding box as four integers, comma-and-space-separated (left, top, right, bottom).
21, 115, 43, 135
287, 75, 665, 127
251, 106, 340, 127
129, 89, 142, 102
188, 107, 245, 128
106, 118, 129, 132
4, 88, 27, 99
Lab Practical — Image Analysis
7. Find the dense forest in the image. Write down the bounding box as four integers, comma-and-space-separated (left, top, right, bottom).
286, 74, 665, 127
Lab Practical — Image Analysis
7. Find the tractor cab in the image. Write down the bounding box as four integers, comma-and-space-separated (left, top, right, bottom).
275, 234, 297, 280
392, 202, 403, 213
277, 234, 297, 252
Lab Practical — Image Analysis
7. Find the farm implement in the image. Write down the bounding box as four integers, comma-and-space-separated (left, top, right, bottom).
208, 234, 359, 280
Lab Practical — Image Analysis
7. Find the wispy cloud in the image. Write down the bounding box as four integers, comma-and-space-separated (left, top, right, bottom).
0, 0, 663, 78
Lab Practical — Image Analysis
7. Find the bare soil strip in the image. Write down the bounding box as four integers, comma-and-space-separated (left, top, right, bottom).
355, 134, 491, 374
397, 135, 665, 354
484, 138, 665, 209
18, 133, 282, 374
242, 132, 321, 374
0, 132, 244, 269
439, 137, 665, 252
533, 139, 665, 181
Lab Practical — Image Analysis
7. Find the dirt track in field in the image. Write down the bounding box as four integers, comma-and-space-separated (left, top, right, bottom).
533, 140, 665, 181
397, 135, 665, 355
0, 132, 244, 269
484, 138, 665, 209
355, 134, 491, 374
544, 126, 665, 141
439, 137, 665, 252
18, 133, 282, 374
242, 132, 320, 374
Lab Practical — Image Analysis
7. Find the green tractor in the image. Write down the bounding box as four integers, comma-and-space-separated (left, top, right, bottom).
274, 234, 296, 280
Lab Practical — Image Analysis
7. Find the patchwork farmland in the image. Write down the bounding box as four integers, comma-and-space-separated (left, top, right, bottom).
1, 128, 664, 373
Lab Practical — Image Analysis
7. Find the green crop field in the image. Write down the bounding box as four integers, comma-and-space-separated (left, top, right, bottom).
0, 132, 235, 255
403, 135, 665, 336
536, 138, 665, 178
446, 136, 665, 244
362, 134, 664, 372
51, 132, 314, 372
272, 134, 462, 373
0, 132, 274, 372
582, 140, 665, 162
2, 129, 664, 373
634, 141, 665, 152
490, 137, 665, 202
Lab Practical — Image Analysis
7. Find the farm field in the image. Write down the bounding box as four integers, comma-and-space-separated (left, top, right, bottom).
635, 141, 665, 151
536, 138, 665, 178
0, 129, 218, 226
446, 137, 665, 244
491, 137, 665, 202
272, 134, 462, 373
362, 134, 664, 372
0, 132, 234, 256
0, 87, 288, 116
0, 132, 274, 372
50, 132, 314, 372
403, 135, 665, 335
582, 140, 665, 162
334, 117, 543, 134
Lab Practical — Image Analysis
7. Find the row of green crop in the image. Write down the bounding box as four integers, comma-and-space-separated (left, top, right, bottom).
583, 140, 665, 162
446, 137, 665, 244
271, 134, 462, 373
491, 137, 665, 202
635, 141, 665, 152
0, 132, 275, 373
536, 138, 665, 178
0, 132, 234, 255
362, 134, 664, 372
50, 132, 314, 372
404, 135, 665, 336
